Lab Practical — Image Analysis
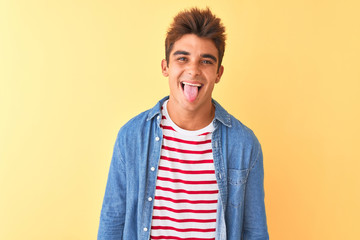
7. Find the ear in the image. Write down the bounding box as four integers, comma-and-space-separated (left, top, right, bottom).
161, 59, 169, 77
215, 65, 224, 83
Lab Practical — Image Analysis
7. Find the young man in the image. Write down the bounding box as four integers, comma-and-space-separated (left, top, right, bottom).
98, 8, 269, 240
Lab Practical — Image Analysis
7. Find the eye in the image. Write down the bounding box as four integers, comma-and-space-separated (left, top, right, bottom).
177, 57, 187, 62
202, 59, 213, 65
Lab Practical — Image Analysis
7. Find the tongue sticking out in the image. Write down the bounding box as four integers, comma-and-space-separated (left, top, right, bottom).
183, 84, 199, 102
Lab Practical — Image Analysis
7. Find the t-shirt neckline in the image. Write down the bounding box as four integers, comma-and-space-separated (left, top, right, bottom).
162, 100, 215, 136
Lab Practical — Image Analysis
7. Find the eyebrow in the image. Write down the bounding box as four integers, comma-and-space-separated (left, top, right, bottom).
173, 50, 190, 56
173, 51, 218, 62
201, 54, 217, 63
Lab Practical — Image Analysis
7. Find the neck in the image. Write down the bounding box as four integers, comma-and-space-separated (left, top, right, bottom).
166, 99, 215, 131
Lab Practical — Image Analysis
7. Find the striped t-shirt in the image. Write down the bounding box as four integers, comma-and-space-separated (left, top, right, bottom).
150, 100, 219, 240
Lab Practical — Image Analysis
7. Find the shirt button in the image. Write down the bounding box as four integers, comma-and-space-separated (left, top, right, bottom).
143, 227, 148, 232
148, 197, 153, 201
150, 167, 155, 171
155, 137, 160, 141
157, 116, 160, 120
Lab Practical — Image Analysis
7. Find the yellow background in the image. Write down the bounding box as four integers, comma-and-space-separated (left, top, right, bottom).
1, 0, 359, 239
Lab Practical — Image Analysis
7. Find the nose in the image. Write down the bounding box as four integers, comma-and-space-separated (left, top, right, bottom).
186, 61, 200, 77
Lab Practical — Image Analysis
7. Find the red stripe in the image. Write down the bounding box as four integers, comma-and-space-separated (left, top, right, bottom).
151, 226, 215, 232
151, 236, 215, 240
159, 166, 215, 175
163, 135, 211, 145
162, 146, 212, 154
157, 176, 217, 185
152, 216, 216, 223
162, 115, 167, 119
155, 196, 218, 204
153, 206, 217, 213
156, 186, 218, 194
199, 132, 211, 136
161, 156, 213, 164
160, 124, 176, 131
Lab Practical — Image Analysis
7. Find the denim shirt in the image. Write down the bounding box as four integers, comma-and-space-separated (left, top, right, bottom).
98, 96, 269, 240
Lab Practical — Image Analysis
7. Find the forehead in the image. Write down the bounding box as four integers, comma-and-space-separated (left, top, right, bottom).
171, 34, 218, 56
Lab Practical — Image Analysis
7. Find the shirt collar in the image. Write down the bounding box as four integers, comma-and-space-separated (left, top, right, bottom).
212, 99, 232, 127
146, 96, 169, 121
147, 96, 232, 128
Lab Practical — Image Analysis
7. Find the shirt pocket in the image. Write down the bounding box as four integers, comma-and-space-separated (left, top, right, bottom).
227, 168, 248, 208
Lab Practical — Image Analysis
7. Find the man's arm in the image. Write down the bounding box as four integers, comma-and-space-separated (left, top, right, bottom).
243, 144, 269, 239
98, 135, 126, 240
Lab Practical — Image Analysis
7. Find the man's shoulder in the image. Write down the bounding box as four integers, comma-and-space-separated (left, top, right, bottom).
229, 114, 257, 137
229, 114, 260, 145
116, 97, 166, 138
214, 100, 259, 146
118, 109, 153, 136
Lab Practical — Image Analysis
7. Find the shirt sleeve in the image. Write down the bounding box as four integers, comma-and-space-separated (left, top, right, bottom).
97, 135, 126, 240
242, 143, 269, 240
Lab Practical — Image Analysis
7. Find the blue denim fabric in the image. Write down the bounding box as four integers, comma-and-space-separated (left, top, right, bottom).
98, 96, 269, 240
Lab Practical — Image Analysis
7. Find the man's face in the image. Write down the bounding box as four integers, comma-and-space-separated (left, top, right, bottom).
162, 34, 224, 113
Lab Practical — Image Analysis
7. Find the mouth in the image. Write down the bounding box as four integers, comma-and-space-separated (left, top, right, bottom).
181, 81, 203, 91
180, 81, 202, 102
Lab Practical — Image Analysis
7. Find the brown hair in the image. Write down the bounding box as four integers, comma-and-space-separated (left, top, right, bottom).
165, 7, 226, 70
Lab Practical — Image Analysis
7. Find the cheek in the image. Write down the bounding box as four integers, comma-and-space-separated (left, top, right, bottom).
168, 77, 179, 90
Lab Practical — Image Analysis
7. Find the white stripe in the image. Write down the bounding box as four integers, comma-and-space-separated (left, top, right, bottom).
153, 199, 217, 210
161, 150, 214, 161
150, 229, 215, 239
151, 219, 216, 231
154, 189, 218, 201
163, 133, 212, 143
155, 177, 218, 191
159, 160, 216, 173
152, 209, 217, 219
161, 128, 212, 141
157, 170, 217, 183
163, 139, 213, 151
